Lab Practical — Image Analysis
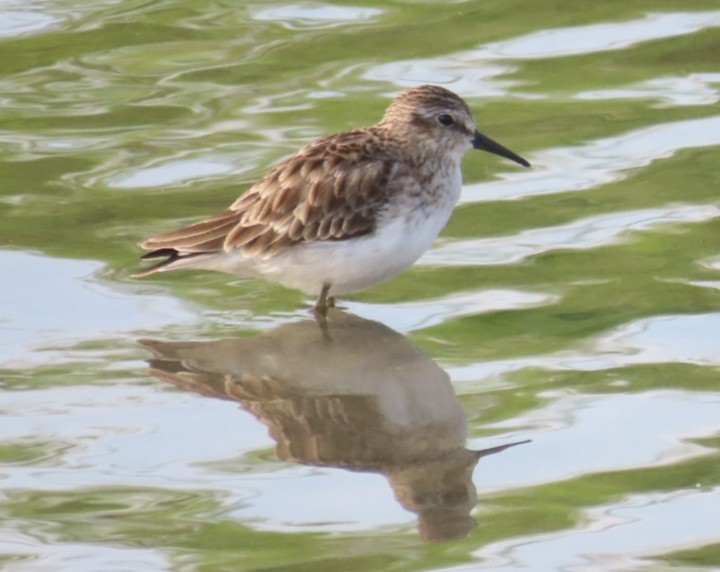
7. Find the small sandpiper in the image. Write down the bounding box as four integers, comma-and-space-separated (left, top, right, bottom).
134, 85, 530, 314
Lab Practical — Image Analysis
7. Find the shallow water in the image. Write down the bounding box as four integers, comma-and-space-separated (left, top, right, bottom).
2, 1, 720, 570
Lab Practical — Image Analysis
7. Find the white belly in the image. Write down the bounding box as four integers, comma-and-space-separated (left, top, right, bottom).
252, 170, 462, 296
260, 217, 440, 295
193, 166, 463, 296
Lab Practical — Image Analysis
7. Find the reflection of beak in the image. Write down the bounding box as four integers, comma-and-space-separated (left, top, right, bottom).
472, 129, 530, 167
472, 439, 531, 460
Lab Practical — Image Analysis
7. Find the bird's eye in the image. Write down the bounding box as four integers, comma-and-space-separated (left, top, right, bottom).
437, 113, 455, 127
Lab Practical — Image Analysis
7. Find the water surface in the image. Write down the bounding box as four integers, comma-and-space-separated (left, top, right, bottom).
1, 1, 720, 570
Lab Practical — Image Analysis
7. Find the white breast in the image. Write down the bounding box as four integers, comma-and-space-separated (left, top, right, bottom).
251, 164, 464, 296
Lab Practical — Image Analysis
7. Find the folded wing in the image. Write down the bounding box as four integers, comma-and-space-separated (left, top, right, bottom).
136, 130, 398, 274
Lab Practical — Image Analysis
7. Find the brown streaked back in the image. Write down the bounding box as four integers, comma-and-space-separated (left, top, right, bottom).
138, 128, 401, 262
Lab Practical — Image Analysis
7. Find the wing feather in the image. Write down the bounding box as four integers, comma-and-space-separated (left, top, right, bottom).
137, 129, 398, 264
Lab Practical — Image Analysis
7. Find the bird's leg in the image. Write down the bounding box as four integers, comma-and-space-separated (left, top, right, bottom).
312, 282, 333, 341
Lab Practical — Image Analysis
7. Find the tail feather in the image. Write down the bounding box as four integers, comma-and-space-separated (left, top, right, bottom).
132, 249, 208, 278
141, 248, 179, 261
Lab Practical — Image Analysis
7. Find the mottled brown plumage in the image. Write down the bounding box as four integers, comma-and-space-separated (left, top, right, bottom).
134, 85, 530, 311
137, 130, 400, 268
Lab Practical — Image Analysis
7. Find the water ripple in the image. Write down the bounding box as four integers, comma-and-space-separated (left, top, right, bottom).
364, 11, 720, 95
449, 312, 720, 383
424, 205, 720, 267
461, 115, 720, 203
0, 251, 196, 366
251, 4, 384, 30
0, 10, 59, 38
470, 487, 720, 571
577, 72, 720, 108
345, 289, 558, 332
477, 391, 720, 489
0, 530, 171, 572
479, 11, 720, 59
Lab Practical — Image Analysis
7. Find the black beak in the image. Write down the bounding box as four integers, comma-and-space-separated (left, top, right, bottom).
472, 130, 530, 168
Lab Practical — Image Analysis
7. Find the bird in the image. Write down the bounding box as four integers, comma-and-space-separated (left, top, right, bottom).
133, 85, 530, 315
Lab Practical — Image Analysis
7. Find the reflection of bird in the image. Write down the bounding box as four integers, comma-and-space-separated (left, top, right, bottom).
134, 85, 529, 314
139, 310, 528, 542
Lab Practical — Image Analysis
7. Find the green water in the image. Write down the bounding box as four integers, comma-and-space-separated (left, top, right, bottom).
2, 1, 720, 570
